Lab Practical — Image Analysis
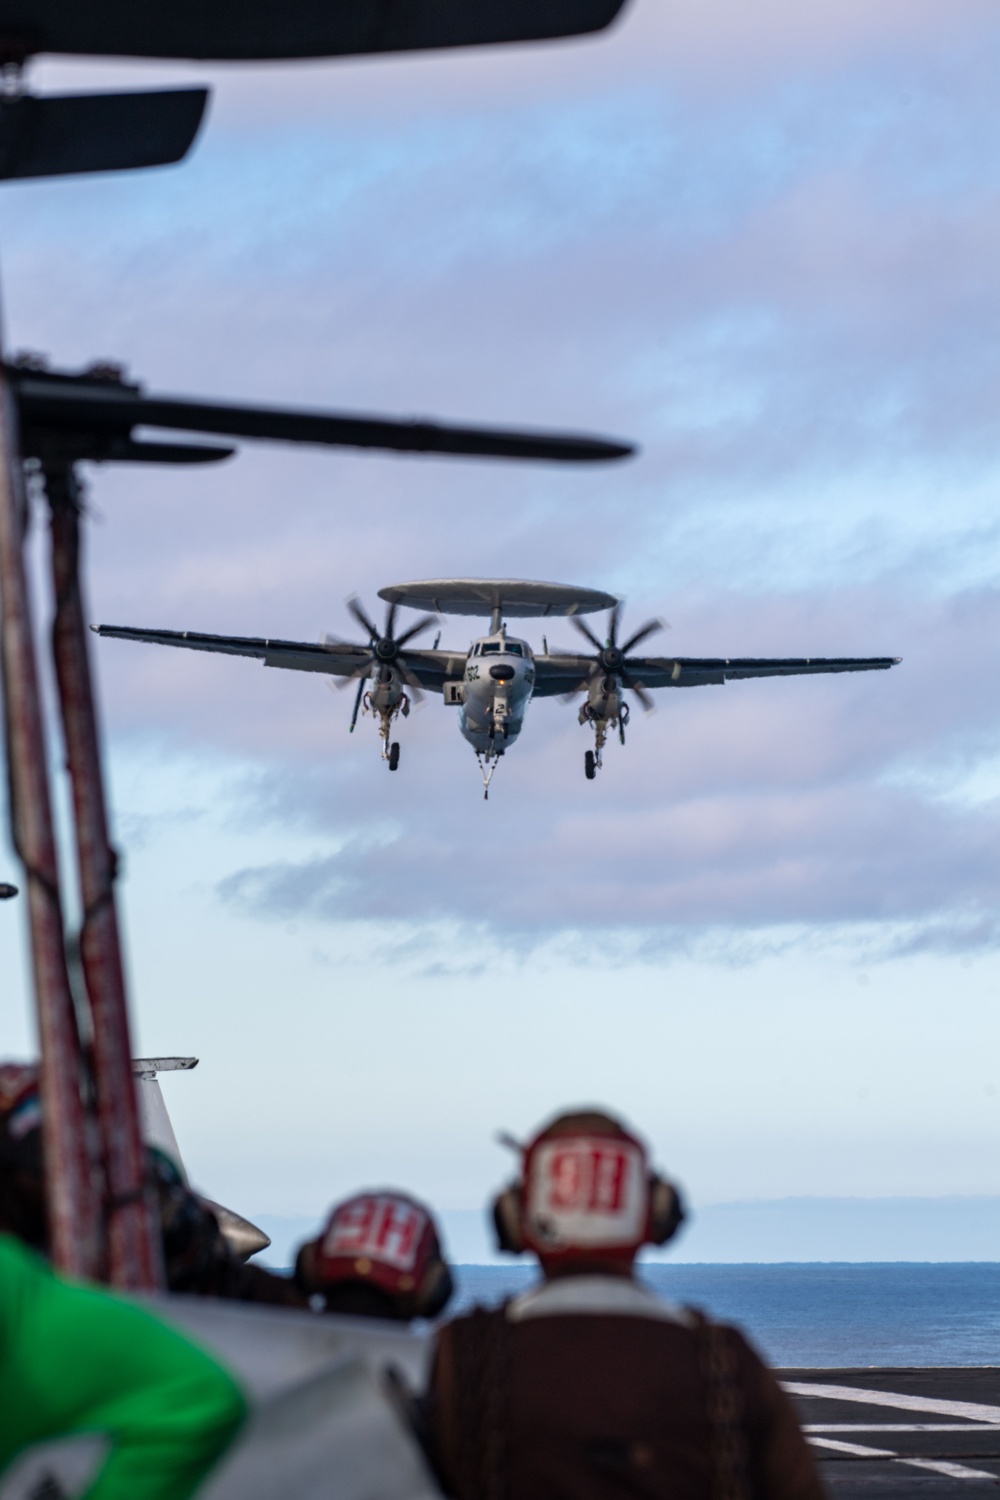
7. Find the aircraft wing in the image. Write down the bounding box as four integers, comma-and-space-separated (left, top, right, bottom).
531, 653, 901, 697
92, 624, 467, 686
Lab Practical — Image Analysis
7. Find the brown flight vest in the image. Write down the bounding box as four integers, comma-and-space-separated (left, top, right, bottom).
426, 1287, 826, 1500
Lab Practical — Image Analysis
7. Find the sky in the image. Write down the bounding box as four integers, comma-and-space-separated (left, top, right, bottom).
4, 0, 1000, 1261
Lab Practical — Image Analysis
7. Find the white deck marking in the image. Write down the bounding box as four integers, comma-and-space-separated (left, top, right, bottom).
807, 1436, 998, 1481
901, 1459, 998, 1481
807, 1424, 1000, 1434
809, 1438, 895, 1458
784, 1382, 1000, 1424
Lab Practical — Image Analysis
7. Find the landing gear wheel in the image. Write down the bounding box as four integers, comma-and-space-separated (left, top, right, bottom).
584, 750, 596, 781
389, 742, 400, 771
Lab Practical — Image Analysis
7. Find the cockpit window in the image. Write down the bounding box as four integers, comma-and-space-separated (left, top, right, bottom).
481, 642, 501, 655
506, 643, 523, 657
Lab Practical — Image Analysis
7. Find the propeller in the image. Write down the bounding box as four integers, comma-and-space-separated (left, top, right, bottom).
566, 603, 666, 712
325, 597, 438, 728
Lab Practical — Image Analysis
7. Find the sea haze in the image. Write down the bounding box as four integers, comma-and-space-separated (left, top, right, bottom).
255, 1197, 1000, 1268
451, 1263, 1000, 1367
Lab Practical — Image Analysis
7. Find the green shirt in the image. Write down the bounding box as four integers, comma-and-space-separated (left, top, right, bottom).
0, 1234, 246, 1500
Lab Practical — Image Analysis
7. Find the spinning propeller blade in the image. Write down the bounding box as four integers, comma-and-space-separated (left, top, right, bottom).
333, 657, 376, 687
621, 618, 665, 655
394, 614, 437, 649
349, 676, 367, 733
625, 677, 655, 713
399, 666, 426, 705
347, 596, 380, 641
569, 616, 605, 653
569, 606, 666, 711
327, 597, 438, 722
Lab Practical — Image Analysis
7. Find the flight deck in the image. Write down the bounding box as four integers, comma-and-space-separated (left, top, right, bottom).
783, 1369, 1000, 1495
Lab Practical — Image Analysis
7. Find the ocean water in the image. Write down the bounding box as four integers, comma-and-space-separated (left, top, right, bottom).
450, 1264, 1000, 1367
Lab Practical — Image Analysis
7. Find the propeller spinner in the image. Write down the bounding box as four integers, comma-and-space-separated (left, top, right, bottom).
569, 603, 665, 712
566, 604, 666, 778
325, 598, 437, 767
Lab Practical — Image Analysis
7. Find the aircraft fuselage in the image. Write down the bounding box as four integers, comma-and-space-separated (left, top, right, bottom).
458, 626, 535, 758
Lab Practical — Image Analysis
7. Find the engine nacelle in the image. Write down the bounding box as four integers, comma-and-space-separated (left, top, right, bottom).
580, 672, 624, 725
368, 664, 405, 712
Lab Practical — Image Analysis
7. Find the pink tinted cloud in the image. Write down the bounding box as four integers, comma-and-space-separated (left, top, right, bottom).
119, 580, 1000, 943
92, 578, 996, 778
33, 0, 995, 121
217, 778, 1000, 936
10, 0, 1000, 952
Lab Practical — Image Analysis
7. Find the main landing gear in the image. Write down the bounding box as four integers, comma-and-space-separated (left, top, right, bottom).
363, 690, 409, 770
581, 701, 628, 780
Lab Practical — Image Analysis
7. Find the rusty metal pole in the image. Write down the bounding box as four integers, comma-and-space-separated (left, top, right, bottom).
0, 374, 103, 1279
46, 460, 163, 1291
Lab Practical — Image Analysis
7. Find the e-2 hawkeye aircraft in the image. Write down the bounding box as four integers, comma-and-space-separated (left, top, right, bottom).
95, 579, 900, 797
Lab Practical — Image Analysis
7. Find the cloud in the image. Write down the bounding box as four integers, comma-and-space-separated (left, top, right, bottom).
158, 579, 996, 952
215, 776, 1000, 941
11, 0, 1000, 964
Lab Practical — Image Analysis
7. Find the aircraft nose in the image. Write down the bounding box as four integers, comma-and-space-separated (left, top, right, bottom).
489, 663, 516, 681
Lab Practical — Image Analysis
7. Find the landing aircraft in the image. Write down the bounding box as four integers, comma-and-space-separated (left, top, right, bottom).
95, 578, 900, 797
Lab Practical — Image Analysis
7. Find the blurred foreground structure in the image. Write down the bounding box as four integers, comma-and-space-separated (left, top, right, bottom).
0, 0, 630, 1291
0, 1301, 438, 1500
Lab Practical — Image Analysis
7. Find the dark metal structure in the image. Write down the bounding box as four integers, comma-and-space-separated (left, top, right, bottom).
0, 0, 632, 1292
48, 462, 165, 1287
0, 376, 106, 1280
0, 91, 208, 181
12, 361, 633, 467
0, 0, 628, 62
1, 356, 633, 1289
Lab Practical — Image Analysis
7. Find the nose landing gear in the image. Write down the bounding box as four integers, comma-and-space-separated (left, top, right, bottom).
476, 746, 504, 800
388, 741, 400, 771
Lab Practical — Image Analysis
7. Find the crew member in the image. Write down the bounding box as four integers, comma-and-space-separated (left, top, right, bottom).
295, 1189, 453, 1321
425, 1108, 826, 1500
0, 1064, 48, 1250
0, 1232, 246, 1500
0, 1062, 302, 1307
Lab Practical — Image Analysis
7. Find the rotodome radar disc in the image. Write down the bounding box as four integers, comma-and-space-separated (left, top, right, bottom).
377, 579, 619, 618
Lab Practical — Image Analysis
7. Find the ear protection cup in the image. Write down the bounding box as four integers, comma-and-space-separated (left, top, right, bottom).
492, 1184, 526, 1254
294, 1240, 322, 1296
416, 1257, 454, 1319
648, 1173, 685, 1246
